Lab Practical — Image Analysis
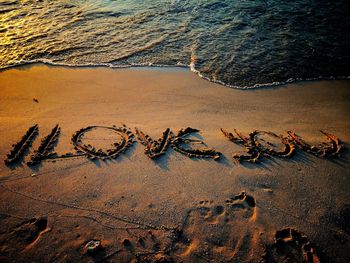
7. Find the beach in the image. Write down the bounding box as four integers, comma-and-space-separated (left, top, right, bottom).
0, 64, 349, 262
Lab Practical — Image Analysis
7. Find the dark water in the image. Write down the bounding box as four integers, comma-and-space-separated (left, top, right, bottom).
0, 0, 349, 88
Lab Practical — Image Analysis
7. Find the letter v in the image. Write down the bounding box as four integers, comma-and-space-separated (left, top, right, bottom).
135, 128, 173, 159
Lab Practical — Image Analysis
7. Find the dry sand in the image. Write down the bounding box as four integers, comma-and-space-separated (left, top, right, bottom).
0, 64, 349, 262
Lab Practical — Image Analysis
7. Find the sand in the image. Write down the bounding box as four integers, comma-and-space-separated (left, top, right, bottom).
0, 64, 349, 262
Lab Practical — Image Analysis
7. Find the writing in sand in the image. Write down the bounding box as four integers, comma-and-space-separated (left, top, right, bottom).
4, 124, 343, 168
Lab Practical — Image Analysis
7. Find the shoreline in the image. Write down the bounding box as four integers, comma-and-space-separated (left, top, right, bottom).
1, 62, 349, 91
0, 64, 349, 262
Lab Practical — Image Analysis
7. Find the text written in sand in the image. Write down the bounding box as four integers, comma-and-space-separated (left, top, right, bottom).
4, 124, 343, 168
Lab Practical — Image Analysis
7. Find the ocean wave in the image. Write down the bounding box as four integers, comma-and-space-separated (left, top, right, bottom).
0, 0, 349, 89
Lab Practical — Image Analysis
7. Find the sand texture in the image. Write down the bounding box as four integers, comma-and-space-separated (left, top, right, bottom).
0, 64, 349, 262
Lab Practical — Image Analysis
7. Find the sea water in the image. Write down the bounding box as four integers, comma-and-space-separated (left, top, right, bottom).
0, 0, 349, 88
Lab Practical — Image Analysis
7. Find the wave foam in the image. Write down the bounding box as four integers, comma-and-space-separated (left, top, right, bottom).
1, 59, 349, 90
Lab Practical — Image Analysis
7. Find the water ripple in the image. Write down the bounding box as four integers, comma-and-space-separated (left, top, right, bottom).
0, 0, 349, 88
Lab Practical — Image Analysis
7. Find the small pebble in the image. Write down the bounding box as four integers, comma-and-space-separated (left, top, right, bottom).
263, 188, 273, 193
84, 240, 102, 254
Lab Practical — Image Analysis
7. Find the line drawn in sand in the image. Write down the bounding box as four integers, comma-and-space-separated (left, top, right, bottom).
27, 124, 61, 166
71, 125, 135, 161
4, 124, 38, 165
170, 127, 222, 160
287, 130, 342, 158
135, 127, 172, 159
221, 128, 342, 163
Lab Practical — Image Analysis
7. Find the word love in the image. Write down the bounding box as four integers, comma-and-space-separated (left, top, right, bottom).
4, 124, 343, 167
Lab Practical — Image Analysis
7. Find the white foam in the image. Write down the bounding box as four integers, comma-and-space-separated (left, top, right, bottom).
1, 59, 349, 90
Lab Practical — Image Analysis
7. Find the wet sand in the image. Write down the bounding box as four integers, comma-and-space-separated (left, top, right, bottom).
0, 64, 349, 262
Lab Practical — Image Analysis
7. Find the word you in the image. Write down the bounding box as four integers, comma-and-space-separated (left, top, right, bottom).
4, 124, 343, 167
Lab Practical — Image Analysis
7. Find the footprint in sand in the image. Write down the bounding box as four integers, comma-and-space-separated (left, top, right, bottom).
269, 227, 320, 263
173, 192, 264, 262
103, 229, 173, 262
0, 217, 49, 256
